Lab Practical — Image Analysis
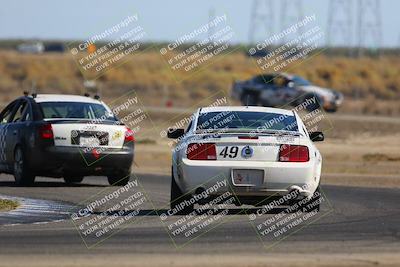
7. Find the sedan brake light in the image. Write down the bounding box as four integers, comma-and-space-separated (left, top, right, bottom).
187, 143, 216, 160
279, 144, 309, 162
124, 127, 135, 142
39, 124, 54, 139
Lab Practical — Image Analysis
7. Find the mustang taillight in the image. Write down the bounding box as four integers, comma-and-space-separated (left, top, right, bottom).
186, 143, 217, 160
39, 124, 54, 139
124, 127, 135, 142
279, 144, 309, 162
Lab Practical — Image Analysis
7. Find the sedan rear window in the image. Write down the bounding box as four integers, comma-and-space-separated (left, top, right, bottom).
39, 102, 117, 121
196, 111, 298, 132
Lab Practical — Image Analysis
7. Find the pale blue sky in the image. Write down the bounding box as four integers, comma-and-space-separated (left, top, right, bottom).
0, 0, 398, 47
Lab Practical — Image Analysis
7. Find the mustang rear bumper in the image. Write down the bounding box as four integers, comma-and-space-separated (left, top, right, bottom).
176, 158, 320, 198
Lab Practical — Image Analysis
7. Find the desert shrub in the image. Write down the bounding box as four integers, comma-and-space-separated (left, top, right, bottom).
0, 50, 399, 109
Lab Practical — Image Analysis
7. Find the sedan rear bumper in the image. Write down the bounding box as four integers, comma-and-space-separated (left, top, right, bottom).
29, 145, 134, 177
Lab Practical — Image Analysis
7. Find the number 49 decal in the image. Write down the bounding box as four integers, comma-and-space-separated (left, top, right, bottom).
219, 146, 239, 158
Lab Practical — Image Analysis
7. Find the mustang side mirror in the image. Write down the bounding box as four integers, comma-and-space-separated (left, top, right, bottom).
309, 131, 324, 142
167, 128, 185, 139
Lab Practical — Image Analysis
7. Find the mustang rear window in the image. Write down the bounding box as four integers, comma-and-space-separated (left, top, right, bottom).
196, 111, 298, 132
39, 102, 117, 121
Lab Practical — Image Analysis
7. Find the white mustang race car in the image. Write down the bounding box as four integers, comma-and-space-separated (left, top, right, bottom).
168, 106, 324, 214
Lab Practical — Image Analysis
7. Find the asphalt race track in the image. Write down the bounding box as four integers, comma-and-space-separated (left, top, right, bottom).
0, 173, 399, 264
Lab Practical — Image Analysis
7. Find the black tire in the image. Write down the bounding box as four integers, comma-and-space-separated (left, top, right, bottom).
64, 176, 84, 184
300, 186, 321, 213
324, 106, 338, 113
170, 167, 194, 215
107, 170, 131, 186
304, 94, 322, 112
240, 93, 258, 106
13, 146, 35, 186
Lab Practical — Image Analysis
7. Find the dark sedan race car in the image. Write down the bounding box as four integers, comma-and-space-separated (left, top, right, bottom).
0, 94, 134, 186
232, 73, 344, 112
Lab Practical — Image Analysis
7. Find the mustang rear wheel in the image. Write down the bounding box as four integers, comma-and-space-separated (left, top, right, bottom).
64, 176, 84, 184
107, 170, 131, 186
300, 186, 321, 213
170, 167, 194, 215
13, 146, 35, 186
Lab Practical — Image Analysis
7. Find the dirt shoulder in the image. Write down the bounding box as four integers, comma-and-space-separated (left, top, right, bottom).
1, 253, 399, 267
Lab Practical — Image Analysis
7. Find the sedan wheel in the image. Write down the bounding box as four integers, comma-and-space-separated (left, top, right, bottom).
14, 147, 35, 186
64, 176, 84, 184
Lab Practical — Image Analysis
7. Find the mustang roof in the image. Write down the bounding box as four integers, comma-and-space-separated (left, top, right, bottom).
32, 94, 102, 104
199, 106, 295, 116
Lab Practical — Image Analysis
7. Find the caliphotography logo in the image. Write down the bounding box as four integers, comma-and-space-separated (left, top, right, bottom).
68, 14, 150, 80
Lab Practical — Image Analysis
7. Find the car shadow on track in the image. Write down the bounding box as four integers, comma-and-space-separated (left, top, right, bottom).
90, 207, 287, 217
0, 181, 107, 188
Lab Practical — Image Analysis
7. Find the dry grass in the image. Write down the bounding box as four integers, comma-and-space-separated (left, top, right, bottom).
0, 199, 19, 211
0, 50, 399, 114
